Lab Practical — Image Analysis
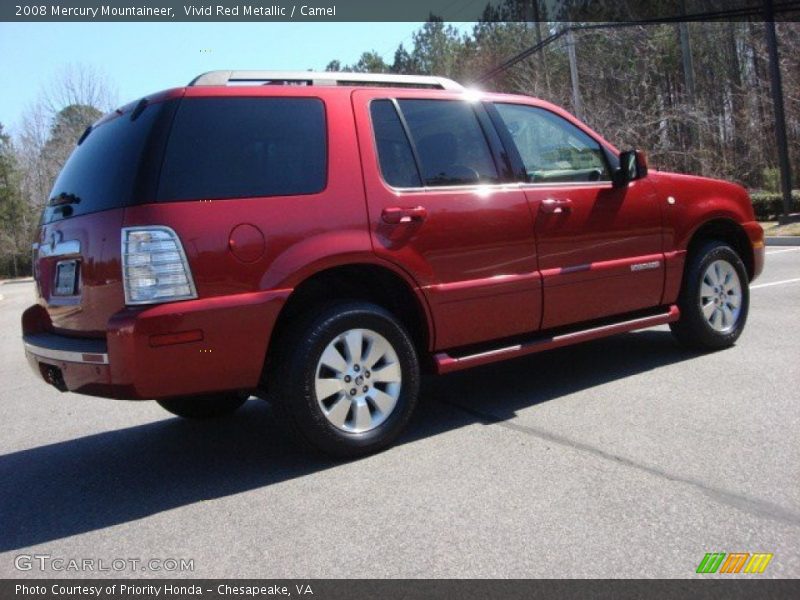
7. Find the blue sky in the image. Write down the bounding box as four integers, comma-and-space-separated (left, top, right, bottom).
0, 22, 468, 132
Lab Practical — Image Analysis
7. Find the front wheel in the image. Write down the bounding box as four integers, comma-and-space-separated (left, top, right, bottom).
274, 302, 420, 458
670, 241, 749, 350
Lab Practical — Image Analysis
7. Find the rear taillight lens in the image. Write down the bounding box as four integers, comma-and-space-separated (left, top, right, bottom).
121, 227, 197, 305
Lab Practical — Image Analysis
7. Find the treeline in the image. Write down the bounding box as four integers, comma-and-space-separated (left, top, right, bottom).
0, 65, 114, 278
1, 17, 798, 278
328, 15, 800, 197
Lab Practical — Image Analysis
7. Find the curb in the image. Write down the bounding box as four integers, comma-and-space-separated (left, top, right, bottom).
765, 237, 800, 247
0, 277, 34, 286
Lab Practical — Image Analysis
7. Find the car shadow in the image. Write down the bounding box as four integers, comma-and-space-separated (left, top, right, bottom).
0, 330, 696, 552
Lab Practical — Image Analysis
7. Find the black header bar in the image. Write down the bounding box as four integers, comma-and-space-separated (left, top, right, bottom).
3, 0, 800, 22
4, 579, 800, 600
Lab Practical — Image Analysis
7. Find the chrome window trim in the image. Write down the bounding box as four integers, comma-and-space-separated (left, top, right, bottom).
383, 183, 522, 194
380, 180, 615, 194
518, 181, 614, 189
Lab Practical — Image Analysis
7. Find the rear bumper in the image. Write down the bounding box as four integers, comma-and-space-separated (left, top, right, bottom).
23, 332, 114, 396
23, 332, 108, 365
22, 289, 290, 400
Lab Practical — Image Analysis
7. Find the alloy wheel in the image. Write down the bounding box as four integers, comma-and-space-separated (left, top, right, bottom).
314, 328, 402, 433
699, 259, 742, 333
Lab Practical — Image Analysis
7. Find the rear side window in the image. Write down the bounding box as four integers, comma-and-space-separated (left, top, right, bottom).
370, 100, 422, 188
397, 99, 498, 186
158, 97, 326, 201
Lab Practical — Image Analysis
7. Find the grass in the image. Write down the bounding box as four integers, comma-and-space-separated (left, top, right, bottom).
759, 220, 800, 237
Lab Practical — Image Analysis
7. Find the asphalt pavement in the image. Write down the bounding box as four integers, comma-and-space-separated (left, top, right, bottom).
0, 249, 798, 578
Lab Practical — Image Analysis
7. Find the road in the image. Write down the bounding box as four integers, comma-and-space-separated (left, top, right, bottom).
0, 249, 798, 579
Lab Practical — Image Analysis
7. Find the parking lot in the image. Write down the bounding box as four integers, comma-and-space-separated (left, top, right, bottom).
0, 248, 798, 579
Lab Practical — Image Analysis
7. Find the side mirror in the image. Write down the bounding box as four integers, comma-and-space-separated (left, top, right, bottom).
613, 149, 649, 187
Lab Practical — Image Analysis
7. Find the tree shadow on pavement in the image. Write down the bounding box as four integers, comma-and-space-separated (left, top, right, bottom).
0, 330, 697, 551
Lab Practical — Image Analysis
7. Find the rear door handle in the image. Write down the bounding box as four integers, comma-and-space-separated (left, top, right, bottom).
382, 206, 428, 224
540, 198, 573, 214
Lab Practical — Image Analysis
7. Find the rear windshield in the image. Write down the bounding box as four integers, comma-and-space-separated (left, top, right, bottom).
42, 96, 327, 223
43, 102, 168, 224
157, 97, 327, 201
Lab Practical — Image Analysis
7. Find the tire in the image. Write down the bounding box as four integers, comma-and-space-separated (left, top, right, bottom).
274, 301, 420, 458
670, 240, 749, 351
156, 392, 248, 419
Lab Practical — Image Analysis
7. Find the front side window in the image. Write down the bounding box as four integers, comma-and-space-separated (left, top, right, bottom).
494, 103, 610, 183
158, 97, 326, 201
397, 99, 499, 186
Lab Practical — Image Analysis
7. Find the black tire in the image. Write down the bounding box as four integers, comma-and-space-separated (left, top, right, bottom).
156, 392, 248, 419
274, 301, 420, 458
670, 240, 749, 351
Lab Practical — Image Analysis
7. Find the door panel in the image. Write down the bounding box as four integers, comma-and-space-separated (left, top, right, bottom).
491, 101, 665, 329
526, 182, 665, 329
352, 90, 541, 350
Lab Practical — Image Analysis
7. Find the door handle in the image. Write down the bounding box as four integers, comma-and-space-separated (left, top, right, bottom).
540, 198, 573, 214
382, 206, 428, 224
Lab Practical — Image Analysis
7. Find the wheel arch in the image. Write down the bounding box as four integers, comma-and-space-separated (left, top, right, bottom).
262, 261, 434, 388
685, 218, 754, 281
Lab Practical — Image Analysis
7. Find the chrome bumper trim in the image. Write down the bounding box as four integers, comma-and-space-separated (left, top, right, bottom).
24, 341, 109, 365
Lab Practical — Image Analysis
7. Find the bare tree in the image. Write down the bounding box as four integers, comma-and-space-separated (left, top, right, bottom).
40, 63, 117, 116
2, 64, 119, 276
16, 101, 51, 209
16, 64, 117, 209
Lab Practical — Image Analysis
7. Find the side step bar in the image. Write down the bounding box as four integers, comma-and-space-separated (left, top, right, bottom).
434, 305, 680, 374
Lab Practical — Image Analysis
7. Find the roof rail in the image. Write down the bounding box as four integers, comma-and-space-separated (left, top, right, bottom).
189, 70, 464, 91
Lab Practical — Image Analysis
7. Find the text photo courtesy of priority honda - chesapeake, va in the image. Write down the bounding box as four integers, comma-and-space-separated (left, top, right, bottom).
1, 0, 799, 595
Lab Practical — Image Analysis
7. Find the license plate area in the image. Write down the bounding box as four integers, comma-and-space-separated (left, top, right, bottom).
54, 260, 79, 296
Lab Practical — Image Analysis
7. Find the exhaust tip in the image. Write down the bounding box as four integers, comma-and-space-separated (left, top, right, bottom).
39, 363, 67, 392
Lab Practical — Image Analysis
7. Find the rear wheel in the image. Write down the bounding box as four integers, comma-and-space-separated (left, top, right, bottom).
670, 241, 749, 350
274, 302, 420, 458
156, 392, 248, 419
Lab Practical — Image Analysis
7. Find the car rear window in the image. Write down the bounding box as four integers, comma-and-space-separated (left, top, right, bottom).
43, 101, 168, 224
157, 97, 327, 201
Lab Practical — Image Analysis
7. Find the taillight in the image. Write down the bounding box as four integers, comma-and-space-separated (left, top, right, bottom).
121, 226, 197, 305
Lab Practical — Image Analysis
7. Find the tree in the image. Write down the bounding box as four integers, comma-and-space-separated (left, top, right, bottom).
16, 64, 116, 212
351, 51, 390, 73
41, 104, 103, 193
40, 63, 116, 118
9, 64, 118, 277
410, 17, 465, 77
326, 13, 799, 192
391, 44, 416, 74
0, 124, 29, 278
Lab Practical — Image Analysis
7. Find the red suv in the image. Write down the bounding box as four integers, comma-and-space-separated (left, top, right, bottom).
23, 70, 765, 456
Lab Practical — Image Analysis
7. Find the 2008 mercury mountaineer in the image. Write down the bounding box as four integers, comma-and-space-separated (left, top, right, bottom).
22, 70, 765, 456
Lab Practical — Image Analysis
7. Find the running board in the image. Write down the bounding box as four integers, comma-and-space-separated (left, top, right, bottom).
434, 305, 680, 374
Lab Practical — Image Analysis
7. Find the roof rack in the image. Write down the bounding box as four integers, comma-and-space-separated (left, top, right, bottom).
189, 70, 464, 91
